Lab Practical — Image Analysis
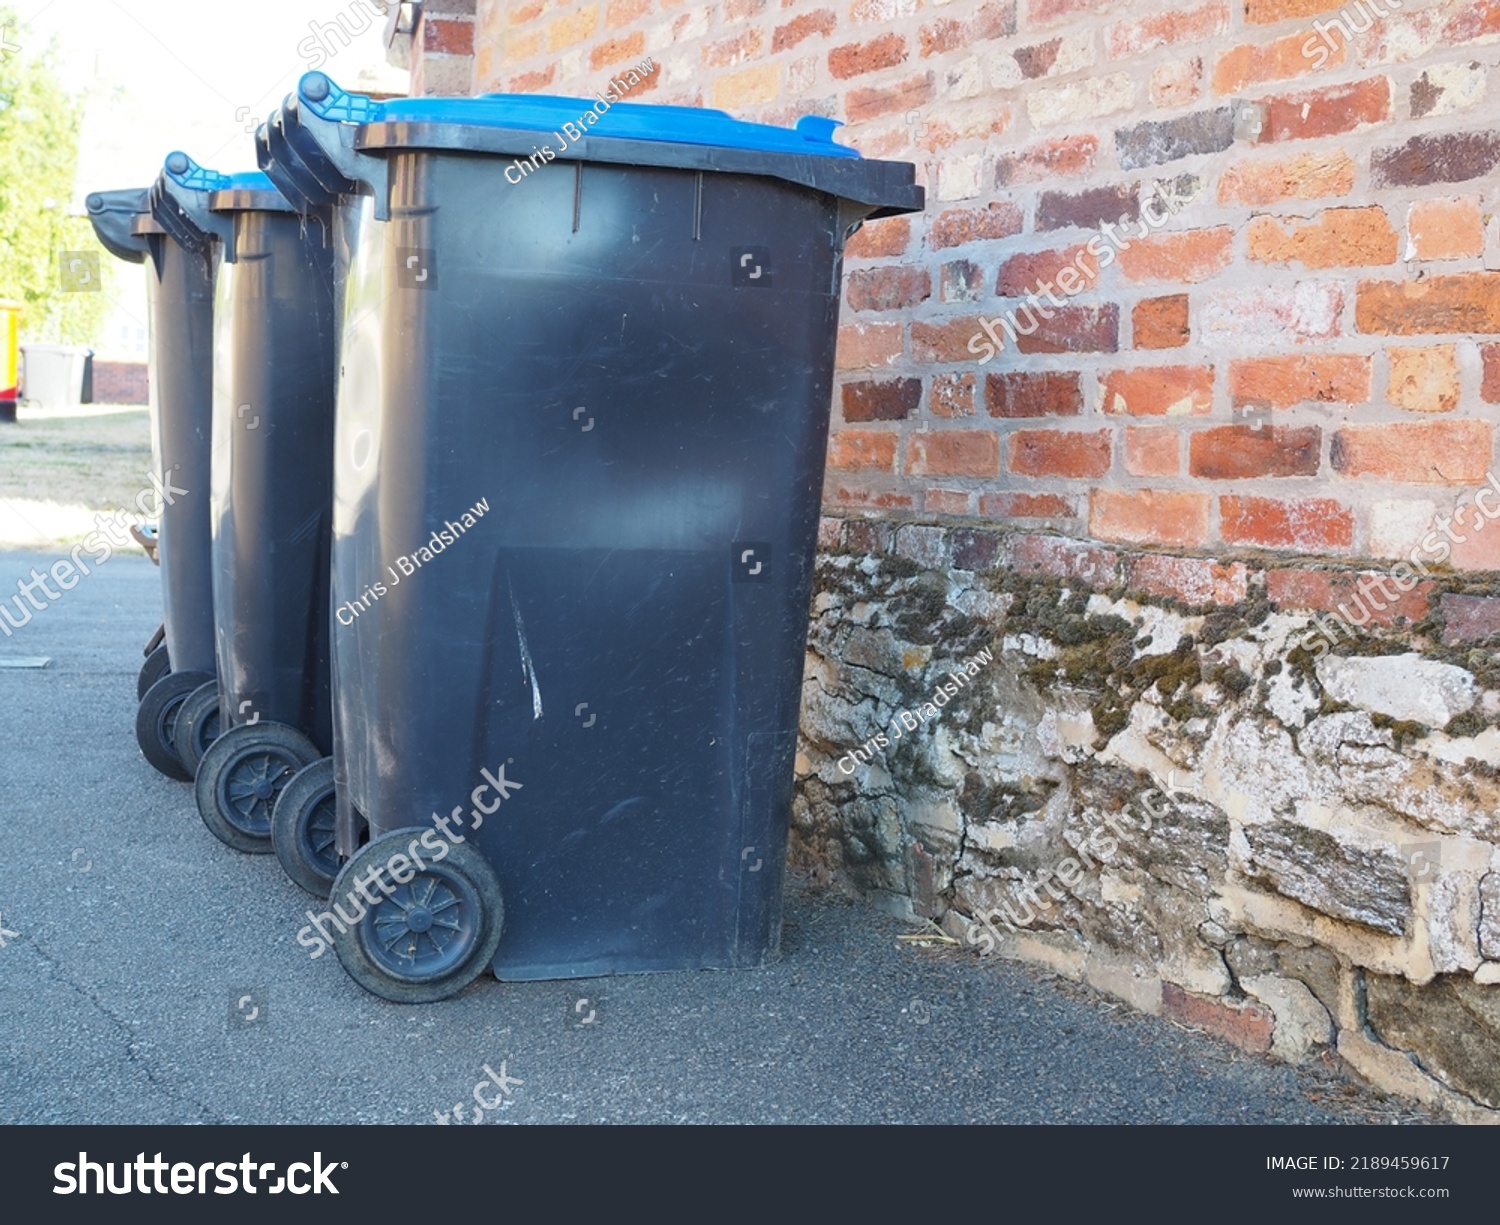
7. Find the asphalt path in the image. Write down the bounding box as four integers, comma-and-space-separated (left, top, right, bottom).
0, 549, 1431, 1125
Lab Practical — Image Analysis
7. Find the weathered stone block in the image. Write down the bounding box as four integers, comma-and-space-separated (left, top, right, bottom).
1243, 819, 1412, 935
1366, 974, 1500, 1109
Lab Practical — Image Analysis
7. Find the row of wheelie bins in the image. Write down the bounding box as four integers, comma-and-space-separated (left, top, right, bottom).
90, 72, 922, 1003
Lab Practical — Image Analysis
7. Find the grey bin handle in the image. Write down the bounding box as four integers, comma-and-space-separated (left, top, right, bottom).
84, 189, 152, 264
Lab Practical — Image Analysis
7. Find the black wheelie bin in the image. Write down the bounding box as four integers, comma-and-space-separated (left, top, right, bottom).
264, 73, 923, 1002
149, 155, 340, 860
87, 187, 220, 780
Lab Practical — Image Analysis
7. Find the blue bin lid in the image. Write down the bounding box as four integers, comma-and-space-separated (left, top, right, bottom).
162, 154, 296, 213
299, 71, 859, 160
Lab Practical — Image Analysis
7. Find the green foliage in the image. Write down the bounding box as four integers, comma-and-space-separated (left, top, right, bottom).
0, 8, 108, 345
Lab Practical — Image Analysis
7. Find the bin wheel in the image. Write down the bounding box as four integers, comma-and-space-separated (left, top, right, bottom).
271, 756, 340, 895
174, 680, 221, 777
194, 722, 321, 853
328, 830, 504, 1004
135, 670, 213, 781
137, 643, 170, 701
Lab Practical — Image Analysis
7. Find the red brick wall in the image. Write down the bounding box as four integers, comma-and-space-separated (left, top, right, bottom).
91, 360, 149, 405
426, 0, 1500, 569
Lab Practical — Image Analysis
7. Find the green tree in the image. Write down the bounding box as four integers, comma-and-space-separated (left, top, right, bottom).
0, 6, 108, 345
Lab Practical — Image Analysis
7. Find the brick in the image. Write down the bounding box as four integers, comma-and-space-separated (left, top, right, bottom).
930, 373, 976, 419
847, 217, 911, 260
1266, 569, 1434, 624
980, 493, 1077, 520
1374, 131, 1500, 189
986, 370, 1083, 418
1162, 984, 1273, 1054
1037, 183, 1138, 232
1014, 303, 1119, 355
925, 489, 972, 516
1152, 59, 1203, 108
940, 261, 985, 303
907, 431, 1001, 477
827, 486, 915, 511
912, 317, 989, 363
1118, 228, 1233, 283
928, 202, 1024, 250
1213, 32, 1343, 95
835, 321, 903, 370
1116, 108, 1235, 170
1448, 518, 1500, 573
1012, 32, 1096, 80
1356, 273, 1500, 335
817, 515, 843, 550
1099, 365, 1214, 417
1124, 427, 1181, 476
845, 266, 931, 312
994, 136, 1097, 186
828, 33, 906, 79
508, 66, 556, 92
1189, 425, 1321, 479
1090, 489, 1210, 548
843, 378, 922, 423
1258, 78, 1392, 144
1246, 206, 1398, 269
1006, 534, 1121, 587
1484, 346, 1500, 403
1228, 355, 1371, 409
1224, 494, 1356, 545
772, 9, 836, 51
703, 28, 763, 69
996, 244, 1090, 297
590, 32, 646, 69
1409, 62, 1488, 120
1134, 295, 1190, 349
1443, 0, 1500, 48
1387, 345, 1460, 413
712, 62, 781, 109
1201, 283, 1343, 346
1244, 0, 1341, 19
509, 0, 545, 22
1126, 554, 1249, 605
952, 527, 1004, 568
1331, 420, 1493, 483
502, 27, 543, 62
1218, 150, 1356, 207
1406, 197, 1485, 261
1027, 74, 1135, 129
547, 5, 598, 51
919, 1, 1016, 55
918, 105, 1013, 153
846, 71, 932, 123
1107, 2, 1228, 57
424, 18, 474, 55
843, 520, 894, 555
724, 0, 765, 17
828, 429, 899, 472
607, 0, 651, 23
1008, 429, 1112, 478
1440, 594, 1500, 645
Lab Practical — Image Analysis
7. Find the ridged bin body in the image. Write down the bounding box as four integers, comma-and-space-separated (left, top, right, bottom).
208, 208, 338, 746
265, 80, 922, 981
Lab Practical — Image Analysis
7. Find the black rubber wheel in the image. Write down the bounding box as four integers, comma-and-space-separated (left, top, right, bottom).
328, 830, 504, 1004
137, 643, 170, 701
194, 722, 321, 853
272, 756, 341, 895
135, 669, 213, 781
174, 680, 222, 777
